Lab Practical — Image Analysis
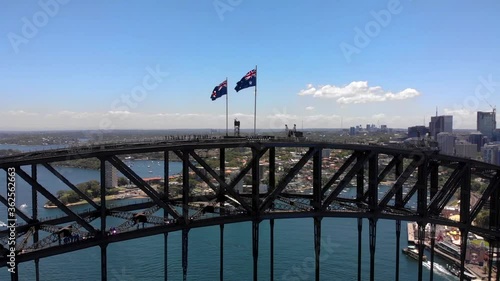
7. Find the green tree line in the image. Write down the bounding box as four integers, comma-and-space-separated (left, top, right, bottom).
47, 180, 119, 206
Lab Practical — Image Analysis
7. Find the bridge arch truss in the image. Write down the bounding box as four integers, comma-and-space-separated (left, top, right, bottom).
1, 139, 500, 281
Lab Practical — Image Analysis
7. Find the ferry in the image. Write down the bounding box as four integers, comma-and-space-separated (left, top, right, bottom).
436, 241, 460, 259
446, 263, 478, 280
20, 203, 28, 208
403, 245, 427, 261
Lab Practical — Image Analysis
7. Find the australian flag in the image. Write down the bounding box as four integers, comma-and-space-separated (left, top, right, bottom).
211, 79, 228, 101
234, 69, 256, 92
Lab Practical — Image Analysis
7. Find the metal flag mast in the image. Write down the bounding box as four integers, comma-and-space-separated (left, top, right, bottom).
254, 65, 257, 135
226, 77, 228, 136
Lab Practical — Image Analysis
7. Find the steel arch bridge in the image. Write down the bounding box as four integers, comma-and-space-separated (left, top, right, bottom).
1, 138, 500, 281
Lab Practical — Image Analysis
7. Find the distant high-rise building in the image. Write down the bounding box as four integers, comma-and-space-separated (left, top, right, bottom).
468, 132, 484, 152
482, 143, 500, 165
493, 129, 500, 142
455, 142, 477, 159
105, 161, 118, 188
437, 132, 455, 155
408, 126, 429, 139
349, 127, 356, 135
380, 125, 388, 133
477, 110, 496, 141
429, 115, 453, 139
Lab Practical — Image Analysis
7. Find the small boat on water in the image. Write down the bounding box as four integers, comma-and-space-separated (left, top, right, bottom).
0, 221, 7, 227
402, 245, 427, 261
20, 203, 28, 208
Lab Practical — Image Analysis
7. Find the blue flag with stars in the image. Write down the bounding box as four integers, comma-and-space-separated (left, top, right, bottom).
235, 69, 256, 92
211, 80, 228, 101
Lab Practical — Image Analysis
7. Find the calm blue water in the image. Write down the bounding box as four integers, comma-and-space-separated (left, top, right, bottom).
0, 145, 458, 280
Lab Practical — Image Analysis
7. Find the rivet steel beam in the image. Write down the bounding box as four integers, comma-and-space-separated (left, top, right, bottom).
368, 153, 378, 281
164, 150, 169, 281
378, 157, 420, 209
101, 244, 107, 281
416, 158, 428, 281
356, 153, 364, 281
42, 163, 99, 209
100, 159, 107, 238
189, 150, 254, 213
252, 220, 259, 281
269, 147, 275, 281
321, 152, 359, 196
14, 168, 95, 233
31, 165, 40, 281
182, 150, 190, 281
173, 151, 220, 194
470, 172, 500, 221
429, 224, 436, 281
313, 149, 322, 281
394, 155, 403, 281
323, 152, 372, 210
260, 147, 317, 212
427, 164, 465, 215
252, 148, 261, 281
107, 156, 180, 219
219, 147, 225, 281
0, 194, 31, 223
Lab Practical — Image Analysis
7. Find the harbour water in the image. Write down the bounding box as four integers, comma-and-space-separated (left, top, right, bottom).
0, 144, 458, 280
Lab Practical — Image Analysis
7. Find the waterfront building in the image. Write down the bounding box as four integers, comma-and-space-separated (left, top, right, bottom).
437, 132, 455, 155
105, 161, 118, 188
429, 115, 453, 140
477, 110, 496, 141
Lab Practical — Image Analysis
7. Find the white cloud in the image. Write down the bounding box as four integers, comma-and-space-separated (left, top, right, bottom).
305, 106, 314, 111
107, 111, 131, 115
372, 113, 386, 120
298, 81, 421, 104
0, 109, 472, 130
6, 110, 38, 116
443, 108, 475, 129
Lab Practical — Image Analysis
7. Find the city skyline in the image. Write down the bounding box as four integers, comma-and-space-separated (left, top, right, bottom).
2, 0, 500, 130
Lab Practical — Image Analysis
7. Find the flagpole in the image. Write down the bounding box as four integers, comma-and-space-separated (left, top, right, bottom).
254, 65, 257, 135
226, 77, 228, 137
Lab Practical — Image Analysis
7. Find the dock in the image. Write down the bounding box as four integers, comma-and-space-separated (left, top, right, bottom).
407, 222, 497, 279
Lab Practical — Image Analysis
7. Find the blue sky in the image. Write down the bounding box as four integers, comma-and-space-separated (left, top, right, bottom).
1, 0, 499, 130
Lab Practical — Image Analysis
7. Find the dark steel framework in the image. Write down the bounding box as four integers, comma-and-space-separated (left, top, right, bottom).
1, 139, 500, 281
